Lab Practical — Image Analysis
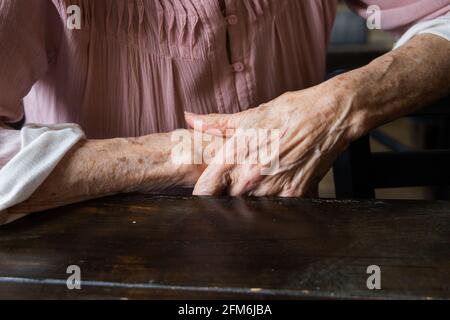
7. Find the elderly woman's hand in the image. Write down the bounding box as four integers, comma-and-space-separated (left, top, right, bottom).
185, 80, 364, 197
186, 34, 450, 198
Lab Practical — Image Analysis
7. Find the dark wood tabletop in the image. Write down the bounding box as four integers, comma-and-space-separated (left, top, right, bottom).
0, 194, 449, 300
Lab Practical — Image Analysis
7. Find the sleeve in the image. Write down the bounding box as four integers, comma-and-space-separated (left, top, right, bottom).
0, 0, 85, 221
345, 0, 450, 35
0, 0, 51, 124
0, 124, 84, 223
0, 0, 52, 168
394, 12, 450, 49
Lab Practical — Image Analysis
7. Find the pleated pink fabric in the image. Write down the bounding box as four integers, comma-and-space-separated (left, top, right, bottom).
347, 0, 450, 34
0, 0, 449, 169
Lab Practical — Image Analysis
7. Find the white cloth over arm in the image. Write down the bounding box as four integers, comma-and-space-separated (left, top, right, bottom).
395, 13, 450, 49
0, 124, 84, 224
0, 1, 86, 224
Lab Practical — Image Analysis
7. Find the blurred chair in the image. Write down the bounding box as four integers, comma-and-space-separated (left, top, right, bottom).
333, 95, 450, 199
330, 7, 367, 46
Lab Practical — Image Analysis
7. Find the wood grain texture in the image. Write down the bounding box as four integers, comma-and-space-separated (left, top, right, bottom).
0, 195, 449, 300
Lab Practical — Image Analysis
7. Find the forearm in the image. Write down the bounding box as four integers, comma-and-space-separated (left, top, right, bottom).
5, 132, 203, 215
325, 34, 450, 140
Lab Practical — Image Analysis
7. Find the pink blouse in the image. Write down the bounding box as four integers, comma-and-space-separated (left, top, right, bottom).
1, 0, 449, 169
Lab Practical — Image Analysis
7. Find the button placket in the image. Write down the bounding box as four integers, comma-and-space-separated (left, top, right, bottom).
225, 4, 244, 74
232, 62, 245, 73
226, 14, 238, 25
225, 1, 251, 109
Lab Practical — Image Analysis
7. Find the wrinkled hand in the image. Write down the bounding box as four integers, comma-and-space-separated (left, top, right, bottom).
185, 83, 362, 197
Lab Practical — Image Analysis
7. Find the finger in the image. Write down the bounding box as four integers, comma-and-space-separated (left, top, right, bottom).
184, 111, 245, 137
193, 163, 233, 196
278, 169, 321, 198
278, 185, 318, 198
249, 176, 284, 197
228, 165, 264, 196
194, 134, 241, 196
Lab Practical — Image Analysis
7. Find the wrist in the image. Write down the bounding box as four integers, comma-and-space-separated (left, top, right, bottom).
136, 129, 219, 190
121, 132, 197, 192
320, 69, 377, 143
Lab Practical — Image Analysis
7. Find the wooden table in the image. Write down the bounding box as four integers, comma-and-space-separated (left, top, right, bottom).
0, 195, 449, 300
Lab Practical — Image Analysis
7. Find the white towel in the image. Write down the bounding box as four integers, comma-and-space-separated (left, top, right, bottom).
395, 13, 450, 49
0, 123, 84, 225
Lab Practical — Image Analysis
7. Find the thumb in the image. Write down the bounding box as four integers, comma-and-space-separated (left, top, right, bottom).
184, 111, 243, 137
193, 164, 232, 196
